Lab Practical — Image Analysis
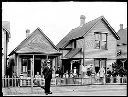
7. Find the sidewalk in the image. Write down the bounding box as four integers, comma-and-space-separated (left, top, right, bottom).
2, 85, 127, 96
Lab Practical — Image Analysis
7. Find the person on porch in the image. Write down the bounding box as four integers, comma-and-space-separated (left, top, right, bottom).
34, 72, 45, 89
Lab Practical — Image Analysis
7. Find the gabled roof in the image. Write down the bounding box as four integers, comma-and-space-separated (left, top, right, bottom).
2, 21, 11, 38
117, 28, 127, 45
9, 27, 61, 56
56, 16, 120, 48
64, 48, 81, 59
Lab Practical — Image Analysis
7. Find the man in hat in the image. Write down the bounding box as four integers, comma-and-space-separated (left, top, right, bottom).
42, 60, 53, 95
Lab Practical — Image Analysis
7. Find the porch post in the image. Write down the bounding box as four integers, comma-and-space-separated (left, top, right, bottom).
104, 59, 107, 84
70, 61, 73, 73
83, 37, 85, 66
17, 55, 19, 76
31, 55, 34, 92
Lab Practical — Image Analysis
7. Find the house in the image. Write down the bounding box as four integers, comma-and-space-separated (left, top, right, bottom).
56, 15, 120, 78
116, 24, 127, 75
8, 27, 61, 78
2, 21, 11, 77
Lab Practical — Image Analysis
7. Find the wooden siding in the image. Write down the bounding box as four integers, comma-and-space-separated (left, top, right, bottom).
18, 30, 55, 53
65, 20, 117, 59
66, 41, 74, 48
84, 20, 117, 58
61, 49, 70, 58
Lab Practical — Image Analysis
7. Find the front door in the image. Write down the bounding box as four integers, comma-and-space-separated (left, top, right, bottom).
34, 59, 41, 76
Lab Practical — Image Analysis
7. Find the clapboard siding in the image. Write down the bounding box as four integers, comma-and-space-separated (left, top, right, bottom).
66, 20, 117, 59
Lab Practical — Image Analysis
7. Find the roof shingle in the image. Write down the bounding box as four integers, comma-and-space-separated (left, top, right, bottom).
64, 48, 82, 59
56, 16, 119, 48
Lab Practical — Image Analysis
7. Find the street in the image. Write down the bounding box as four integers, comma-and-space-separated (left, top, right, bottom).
2, 85, 127, 96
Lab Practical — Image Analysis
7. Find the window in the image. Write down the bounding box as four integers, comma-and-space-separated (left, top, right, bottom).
101, 34, 107, 49
94, 58, 106, 73
21, 58, 31, 77
95, 33, 100, 49
94, 32, 107, 49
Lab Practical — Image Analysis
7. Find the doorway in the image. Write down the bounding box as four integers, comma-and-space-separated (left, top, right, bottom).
34, 59, 41, 76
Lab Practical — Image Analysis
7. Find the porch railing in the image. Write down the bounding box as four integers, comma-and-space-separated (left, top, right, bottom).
2, 76, 127, 88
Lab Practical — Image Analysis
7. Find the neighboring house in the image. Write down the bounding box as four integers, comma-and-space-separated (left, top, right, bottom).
57, 15, 120, 78
2, 21, 11, 77
8, 27, 61, 78
116, 24, 127, 73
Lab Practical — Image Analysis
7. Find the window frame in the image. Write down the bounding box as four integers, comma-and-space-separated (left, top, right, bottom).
21, 58, 31, 77
94, 32, 108, 50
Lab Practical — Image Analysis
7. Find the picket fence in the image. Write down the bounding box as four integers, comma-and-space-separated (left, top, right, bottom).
2, 76, 127, 87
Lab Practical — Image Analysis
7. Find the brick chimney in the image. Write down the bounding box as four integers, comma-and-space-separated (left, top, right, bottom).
80, 15, 85, 27
26, 29, 30, 37
120, 24, 123, 30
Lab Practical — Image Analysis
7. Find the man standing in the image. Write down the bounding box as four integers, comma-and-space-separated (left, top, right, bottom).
42, 60, 53, 95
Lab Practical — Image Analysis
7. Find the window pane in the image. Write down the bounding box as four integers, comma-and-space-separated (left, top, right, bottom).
101, 59, 106, 68
23, 66, 27, 72
102, 34, 107, 41
94, 59, 100, 67
95, 34, 100, 41
95, 41, 100, 49
22, 59, 27, 66
101, 41, 107, 49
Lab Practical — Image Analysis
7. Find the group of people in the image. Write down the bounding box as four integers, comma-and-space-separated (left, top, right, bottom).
34, 61, 106, 95
82, 64, 106, 84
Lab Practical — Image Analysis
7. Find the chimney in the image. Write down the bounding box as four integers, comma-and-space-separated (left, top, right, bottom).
120, 24, 123, 30
80, 15, 85, 27
26, 29, 30, 37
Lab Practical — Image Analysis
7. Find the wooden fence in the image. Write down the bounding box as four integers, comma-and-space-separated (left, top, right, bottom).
2, 76, 127, 88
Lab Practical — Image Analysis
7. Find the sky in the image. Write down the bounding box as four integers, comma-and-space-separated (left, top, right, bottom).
2, 2, 127, 55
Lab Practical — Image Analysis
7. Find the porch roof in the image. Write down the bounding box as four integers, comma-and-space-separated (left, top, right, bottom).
64, 48, 82, 59
116, 53, 127, 59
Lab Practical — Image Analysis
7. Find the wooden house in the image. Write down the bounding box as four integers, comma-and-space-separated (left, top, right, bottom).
116, 24, 127, 72
56, 15, 120, 77
2, 21, 11, 77
8, 27, 61, 78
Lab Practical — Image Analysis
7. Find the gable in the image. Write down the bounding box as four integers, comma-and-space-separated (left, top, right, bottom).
9, 28, 60, 55
21, 30, 55, 50
57, 16, 120, 49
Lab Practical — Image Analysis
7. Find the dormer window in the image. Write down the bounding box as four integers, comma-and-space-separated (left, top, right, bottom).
94, 32, 107, 50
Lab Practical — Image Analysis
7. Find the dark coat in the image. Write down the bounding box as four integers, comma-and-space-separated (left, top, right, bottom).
43, 66, 52, 79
